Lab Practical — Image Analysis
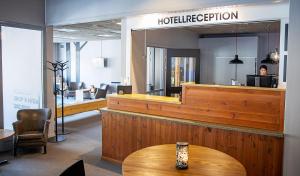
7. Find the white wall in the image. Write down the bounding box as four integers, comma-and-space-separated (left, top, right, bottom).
80, 40, 122, 88
198, 33, 280, 85
283, 0, 300, 175
199, 37, 258, 85
257, 32, 280, 75
45, 0, 281, 26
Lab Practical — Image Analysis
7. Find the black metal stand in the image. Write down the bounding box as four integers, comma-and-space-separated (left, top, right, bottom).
47, 61, 65, 143
56, 61, 72, 135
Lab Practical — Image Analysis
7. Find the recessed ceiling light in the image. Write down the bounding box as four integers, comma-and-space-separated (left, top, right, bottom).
97, 34, 113, 37
111, 30, 121, 34
116, 22, 122, 25
56, 28, 77, 32
68, 37, 78, 39
53, 36, 78, 40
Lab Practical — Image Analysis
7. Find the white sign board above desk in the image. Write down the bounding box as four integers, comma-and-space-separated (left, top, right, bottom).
127, 3, 289, 30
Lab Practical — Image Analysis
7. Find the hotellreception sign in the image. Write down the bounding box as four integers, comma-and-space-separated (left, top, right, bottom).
127, 4, 289, 30
158, 11, 238, 25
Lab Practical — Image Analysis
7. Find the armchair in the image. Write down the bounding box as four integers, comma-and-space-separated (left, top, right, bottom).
100, 83, 109, 91
12, 108, 52, 156
66, 82, 85, 98
94, 88, 107, 99
94, 84, 109, 99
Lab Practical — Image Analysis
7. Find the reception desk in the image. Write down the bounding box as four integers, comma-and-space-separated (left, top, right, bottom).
101, 84, 285, 176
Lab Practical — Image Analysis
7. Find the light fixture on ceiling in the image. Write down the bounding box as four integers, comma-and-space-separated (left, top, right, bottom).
116, 22, 122, 25
53, 36, 78, 40
111, 30, 121, 34
56, 28, 77, 32
229, 25, 243, 64
93, 40, 107, 68
229, 25, 243, 83
97, 34, 113, 37
261, 24, 277, 64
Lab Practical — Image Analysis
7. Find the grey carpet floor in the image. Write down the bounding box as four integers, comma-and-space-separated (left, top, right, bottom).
0, 111, 122, 176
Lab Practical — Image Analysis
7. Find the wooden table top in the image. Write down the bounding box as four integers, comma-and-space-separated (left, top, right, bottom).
0, 129, 14, 141
123, 144, 247, 176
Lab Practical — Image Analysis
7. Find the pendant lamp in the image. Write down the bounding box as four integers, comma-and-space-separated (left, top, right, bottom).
261, 25, 276, 64
271, 48, 280, 63
229, 27, 243, 64
93, 40, 106, 67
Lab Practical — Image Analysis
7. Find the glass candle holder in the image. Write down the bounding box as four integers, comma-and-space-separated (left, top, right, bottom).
176, 142, 189, 169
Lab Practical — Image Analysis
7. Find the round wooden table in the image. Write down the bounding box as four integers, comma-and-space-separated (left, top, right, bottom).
123, 144, 246, 176
0, 129, 14, 165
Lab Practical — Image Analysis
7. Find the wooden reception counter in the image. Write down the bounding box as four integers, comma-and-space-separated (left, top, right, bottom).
101, 84, 285, 176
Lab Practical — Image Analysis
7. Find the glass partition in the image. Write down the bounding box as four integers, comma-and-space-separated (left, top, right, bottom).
1, 26, 43, 129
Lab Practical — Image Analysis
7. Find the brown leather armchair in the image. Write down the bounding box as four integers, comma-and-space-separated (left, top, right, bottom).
12, 108, 52, 156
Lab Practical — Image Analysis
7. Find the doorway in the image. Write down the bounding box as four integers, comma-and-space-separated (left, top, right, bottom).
166, 49, 200, 96
146, 48, 200, 97
146, 47, 166, 96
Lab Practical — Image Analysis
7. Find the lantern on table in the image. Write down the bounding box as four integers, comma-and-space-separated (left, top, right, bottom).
176, 142, 189, 169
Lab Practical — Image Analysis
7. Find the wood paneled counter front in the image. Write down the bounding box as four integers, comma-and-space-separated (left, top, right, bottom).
107, 84, 285, 132
102, 84, 285, 176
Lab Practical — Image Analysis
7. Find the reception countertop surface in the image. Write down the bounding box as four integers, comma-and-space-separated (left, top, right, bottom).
182, 83, 286, 92
108, 94, 181, 104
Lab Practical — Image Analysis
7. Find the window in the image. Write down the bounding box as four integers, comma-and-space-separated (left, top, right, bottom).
1, 26, 43, 129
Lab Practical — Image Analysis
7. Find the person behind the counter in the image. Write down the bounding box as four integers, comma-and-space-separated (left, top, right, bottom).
259, 65, 268, 76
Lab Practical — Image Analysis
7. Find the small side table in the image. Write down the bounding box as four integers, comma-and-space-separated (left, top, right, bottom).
0, 129, 14, 165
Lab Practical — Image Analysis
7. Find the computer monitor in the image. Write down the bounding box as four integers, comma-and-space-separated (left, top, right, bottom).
246, 75, 277, 88
117, 85, 132, 94
247, 75, 256, 87
260, 76, 273, 88
246, 75, 261, 87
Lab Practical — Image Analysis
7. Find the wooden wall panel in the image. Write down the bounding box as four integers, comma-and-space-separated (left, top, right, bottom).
101, 111, 283, 176
107, 85, 285, 131
108, 97, 282, 131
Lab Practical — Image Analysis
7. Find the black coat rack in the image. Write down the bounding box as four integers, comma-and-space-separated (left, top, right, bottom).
47, 60, 69, 142
56, 61, 71, 135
